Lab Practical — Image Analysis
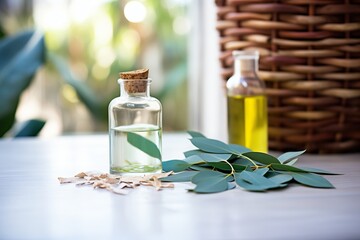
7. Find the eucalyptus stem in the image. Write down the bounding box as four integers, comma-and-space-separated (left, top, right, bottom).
252, 164, 271, 170
224, 160, 235, 175
237, 154, 259, 169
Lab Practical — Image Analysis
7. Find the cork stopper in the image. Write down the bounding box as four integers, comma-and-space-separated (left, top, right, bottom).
119, 69, 149, 93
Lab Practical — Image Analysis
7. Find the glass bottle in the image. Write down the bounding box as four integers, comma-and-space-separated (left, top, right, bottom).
108, 77, 162, 175
226, 50, 268, 152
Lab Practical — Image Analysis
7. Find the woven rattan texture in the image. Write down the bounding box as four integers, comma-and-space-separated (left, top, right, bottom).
215, 0, 360, 153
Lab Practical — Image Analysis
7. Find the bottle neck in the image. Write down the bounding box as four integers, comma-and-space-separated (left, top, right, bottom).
118, 79, 151, 97
234, 58, 258, 77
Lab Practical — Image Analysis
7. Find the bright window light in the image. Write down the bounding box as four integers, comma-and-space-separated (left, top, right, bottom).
124, 1, 147, 23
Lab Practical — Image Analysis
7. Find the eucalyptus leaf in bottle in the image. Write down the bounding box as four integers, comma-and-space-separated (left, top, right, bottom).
226, 51, 268, 152
108, 69, 162, 175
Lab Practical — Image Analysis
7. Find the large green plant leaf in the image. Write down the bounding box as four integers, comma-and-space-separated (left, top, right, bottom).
155, 60, 187, 100
14, 119, 46, 137
0, 30, 45, 137
47, 53, 104, 120
127, 132, 161, 159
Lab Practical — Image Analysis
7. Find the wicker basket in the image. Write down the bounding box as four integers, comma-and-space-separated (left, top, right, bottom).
215, 0, 360, 153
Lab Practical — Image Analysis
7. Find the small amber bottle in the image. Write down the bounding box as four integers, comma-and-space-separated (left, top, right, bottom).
108, 69, 162, 175
226, 50, 268, 152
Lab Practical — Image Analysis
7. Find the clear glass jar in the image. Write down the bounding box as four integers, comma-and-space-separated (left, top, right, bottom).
226, 50, 268, 152
108, 78, 162, 175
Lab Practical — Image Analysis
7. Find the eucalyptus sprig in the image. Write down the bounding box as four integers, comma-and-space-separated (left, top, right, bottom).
129, 131, 340, 194
161, 131, 340, 193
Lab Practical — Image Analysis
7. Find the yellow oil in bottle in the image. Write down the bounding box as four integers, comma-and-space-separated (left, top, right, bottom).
227, 94, 268, 152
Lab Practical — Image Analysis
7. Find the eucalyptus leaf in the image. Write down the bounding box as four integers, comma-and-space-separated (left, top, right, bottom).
191, 170, 231, 183
268, 174, 293, 184
190, 137, 231, 154
232, 164, 247, 172
254, 168, 269, 176
278, 150, 306, 164
207, 162, 232, 172
193, 179, 229, 193
190, 165, 212, 171
160, 132, 337, 194
127, 132, 161, 159
271, 163, 308, 173
184, 149, 203, 158
228, 144, 251, 154
162, 160, 190, 172
161, 171, 198, 182
200, 153, 232, 163
298, 167, 340, 175
227, 182, 236, 190
233, 158, 255, 167
192, 171, 229, 193
243, 152, 280, 165
183, 155, 204, 165
285, 158, 298, 166
291, 172, 334, 188
234, 173, 268, 192
187, 131, 206, 138
264, 170, 278, 178
237, 170, 280, 190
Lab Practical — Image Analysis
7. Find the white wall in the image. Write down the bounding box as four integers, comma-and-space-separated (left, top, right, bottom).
188, 0, 227, 141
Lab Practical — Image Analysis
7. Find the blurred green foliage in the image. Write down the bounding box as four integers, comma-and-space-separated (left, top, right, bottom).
0, 30, 45, 137
0, 0, 189, 135
45, 0, 189, 132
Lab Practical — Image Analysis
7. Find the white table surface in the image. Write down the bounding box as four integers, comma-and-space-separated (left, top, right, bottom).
0, 133, 359, 240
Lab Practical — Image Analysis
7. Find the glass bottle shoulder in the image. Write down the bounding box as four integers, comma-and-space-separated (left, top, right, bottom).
226, 74, 266, 96
109, 96, 162, 111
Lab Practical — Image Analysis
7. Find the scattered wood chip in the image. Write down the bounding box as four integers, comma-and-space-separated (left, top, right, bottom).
75, 172, 87, 178
58, 177, 82, 184
58, 171, 175, 195
110, 186, 128, 195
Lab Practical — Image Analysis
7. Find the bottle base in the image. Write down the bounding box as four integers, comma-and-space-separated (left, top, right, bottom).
110, 165, 162, 176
